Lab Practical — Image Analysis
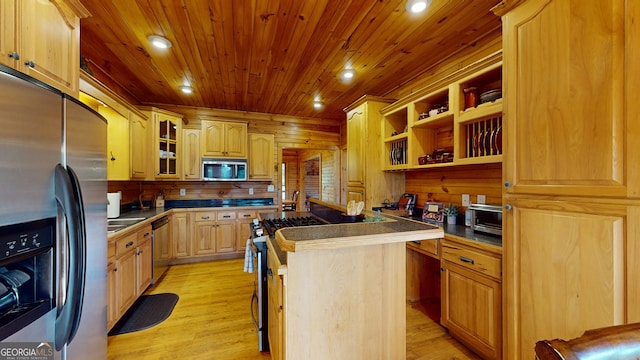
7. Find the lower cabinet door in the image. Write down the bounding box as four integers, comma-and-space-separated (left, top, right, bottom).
215, 222, 236, 253
116, 250, 137, 315
107, 261, 118, 330
441, 261, 501, 360
136, 238, 153, 295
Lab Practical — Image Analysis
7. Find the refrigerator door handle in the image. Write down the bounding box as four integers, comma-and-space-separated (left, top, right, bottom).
53, 164, 86, 351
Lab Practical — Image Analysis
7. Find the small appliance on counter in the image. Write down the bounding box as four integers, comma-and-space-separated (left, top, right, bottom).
373, 194, 417, 217
468, 203, 502, 236
107, 191, 121, 218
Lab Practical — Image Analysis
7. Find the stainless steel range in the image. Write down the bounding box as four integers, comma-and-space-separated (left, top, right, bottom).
249, 213, 332, 352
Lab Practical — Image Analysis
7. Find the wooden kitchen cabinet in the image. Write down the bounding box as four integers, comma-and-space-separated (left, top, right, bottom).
107, 239, 117, 330
192, 211, 237, 256
440, 239, 501, 360
107, 260, 117, 330
496, 0, 640, 358
183, 128, 201, 179
130, 112, 149, 179
0, 0, 88, 95
135, 228, 153, 295
344, 96, 404, 209
109, 223, 153, 329
140, 107, 183, 179
380, 57, 503, 171
267, 238, 286, 360
114, 232, 138, 316
236, 210, 256, 254
171, 212, 191, 259
248, 133, 275, 181
201, 119, 247, 158
102, 106, 130, 180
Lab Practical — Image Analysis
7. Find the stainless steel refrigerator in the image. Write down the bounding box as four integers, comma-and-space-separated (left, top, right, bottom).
0, 64, 107, 359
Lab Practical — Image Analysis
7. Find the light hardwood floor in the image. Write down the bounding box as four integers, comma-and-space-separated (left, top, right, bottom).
108, 259, 480, 360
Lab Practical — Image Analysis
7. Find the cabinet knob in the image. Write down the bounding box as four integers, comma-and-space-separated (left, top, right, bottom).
504, 181, 512, 187
24, 60, 35, 68
7, 52, 19, 60
505, 204, 512, 211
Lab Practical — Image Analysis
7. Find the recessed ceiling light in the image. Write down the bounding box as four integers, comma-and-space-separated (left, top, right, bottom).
180, 85, 193, 94
148, 35, 172, 49
341, 68, 356, 80
313, 100, 323, 110
406, 0, 431, 13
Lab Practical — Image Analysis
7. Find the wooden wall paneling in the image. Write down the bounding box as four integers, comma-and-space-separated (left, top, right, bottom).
108, 180, 278, 206
405, 163, 502, 210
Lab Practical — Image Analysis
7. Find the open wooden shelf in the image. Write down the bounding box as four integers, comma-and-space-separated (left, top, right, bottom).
381, 54, 502, 171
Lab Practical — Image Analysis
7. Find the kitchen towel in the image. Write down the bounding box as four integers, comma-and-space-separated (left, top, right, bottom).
243, 238, 253, 273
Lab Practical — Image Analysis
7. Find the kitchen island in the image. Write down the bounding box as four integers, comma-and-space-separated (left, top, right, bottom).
265, 200, 443, 360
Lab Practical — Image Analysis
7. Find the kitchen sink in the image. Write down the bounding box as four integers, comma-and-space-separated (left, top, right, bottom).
107, 217, 146, 233
107, 217, 146, 225
108, 217, 146, 222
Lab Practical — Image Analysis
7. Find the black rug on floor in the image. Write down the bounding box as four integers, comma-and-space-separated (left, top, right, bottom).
108, 293, 179, 336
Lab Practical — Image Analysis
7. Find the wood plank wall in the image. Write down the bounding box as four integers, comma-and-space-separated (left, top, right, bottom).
404, 163, 502, 212
108, 180, 277, 207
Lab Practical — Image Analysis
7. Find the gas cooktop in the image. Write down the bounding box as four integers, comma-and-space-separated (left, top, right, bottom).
261, 216, 329, 237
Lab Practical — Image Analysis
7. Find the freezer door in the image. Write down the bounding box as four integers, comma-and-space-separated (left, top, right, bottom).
0, 65, 61, 226
60, 96, 107, 360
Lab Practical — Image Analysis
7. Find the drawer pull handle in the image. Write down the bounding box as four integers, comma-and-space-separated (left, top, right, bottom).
459, 256, 474, 264
243, 214, 251, 217
223, 215, 231, 218
125, 241, 134, 248
201, 215, 210, 220
412, 240, 421, 245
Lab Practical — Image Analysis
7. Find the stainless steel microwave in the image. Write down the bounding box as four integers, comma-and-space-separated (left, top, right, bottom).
469, 203, 502, 236
202, 159, 247, 181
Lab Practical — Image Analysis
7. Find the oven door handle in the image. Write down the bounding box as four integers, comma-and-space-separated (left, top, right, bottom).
54, 164, 86, 351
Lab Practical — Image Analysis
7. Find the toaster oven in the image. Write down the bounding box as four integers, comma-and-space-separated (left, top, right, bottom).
469, 203, 502, 236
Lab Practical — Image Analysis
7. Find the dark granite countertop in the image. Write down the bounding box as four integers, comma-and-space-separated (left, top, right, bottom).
108, 199, 277, 237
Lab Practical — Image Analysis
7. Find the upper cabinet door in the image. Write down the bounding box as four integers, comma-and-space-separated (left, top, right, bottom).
19, 0, 84, 95
201, 120, 226, 157
346, 107, 366, 187
201, 120, 248, 158
224, 122, 247, 158
0, 1, 16, 69
248, 133, 274, 180
502, 0, 640, 198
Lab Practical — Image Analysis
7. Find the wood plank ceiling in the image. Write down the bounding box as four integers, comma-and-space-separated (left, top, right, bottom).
79, 0, 501, 121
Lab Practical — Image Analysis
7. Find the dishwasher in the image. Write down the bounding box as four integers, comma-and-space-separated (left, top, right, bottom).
151, 216, 170, 284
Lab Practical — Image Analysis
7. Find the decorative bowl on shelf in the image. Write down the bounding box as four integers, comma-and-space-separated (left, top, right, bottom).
480, 89, 502, 104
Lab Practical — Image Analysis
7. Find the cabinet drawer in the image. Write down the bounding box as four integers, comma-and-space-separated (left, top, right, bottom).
217, 211, 236, 221
407, 239, 439, 258
137, 226, 152, 242
115, 233, 138, 258
237, 210, 256, 220
194, 212, 217, 221
441, 243, 501, 279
